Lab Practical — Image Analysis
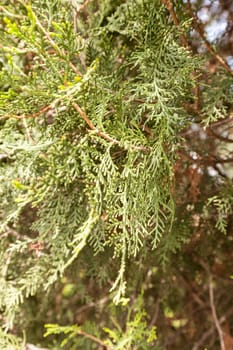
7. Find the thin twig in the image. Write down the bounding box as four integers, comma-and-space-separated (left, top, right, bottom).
1, 84, 79, 120
2, 105, 52, 120
209, 116, 233, 129
161, 0, 189, 47
72, 102, 151, 152
34, 15, 82, 75
209, 277, 226, 350
187, 0, 233, 76
193, 75, 201, 111
34, 17, 63, 57
0, 5, 23, 18
78, 329, 110, 349
17, 0, 82, 75
177, 149, 233, 166
179, 273, 206, 308
149, 299, 160, 328
192, 307, 233, 350
75, 296, 109, 316
2, 250, 13, 278
161, 1, 202, 114
208, 128, 233, 143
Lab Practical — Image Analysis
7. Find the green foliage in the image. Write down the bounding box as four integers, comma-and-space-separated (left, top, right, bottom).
0, 0, 233, 349
207, 194, 233, 234
44, 295, 157, 349
0, 329, 24, 350
103, 298, 157, 350
0, 0, 195, 320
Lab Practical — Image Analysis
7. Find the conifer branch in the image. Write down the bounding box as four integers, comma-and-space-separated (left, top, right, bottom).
0, 5, 23, 19
1, 1, 232, 345
75, 296, 109, 315
17, 0, 82, 76
35, 14, 82, 75
161, 0, 201, 114
72, 102, 151, 152
1, 105, 52, 120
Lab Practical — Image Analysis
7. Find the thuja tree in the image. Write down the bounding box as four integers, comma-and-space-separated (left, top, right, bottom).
0, 0, 233, 349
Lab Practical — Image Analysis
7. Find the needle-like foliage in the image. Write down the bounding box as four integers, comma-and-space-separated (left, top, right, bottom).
0, 0, 233, 349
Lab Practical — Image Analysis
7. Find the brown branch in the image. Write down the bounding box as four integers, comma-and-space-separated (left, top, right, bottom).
179, 273, 206, 308
208, 116, 233, 129
78, 330, 110, 349
209, 277, 226, 350
213, 165, 228, 178
71, 0, 93, 37
208, 128, 233, 143
161, 1, 202, 114
161, 0, 189, 48
187, 0, 233, 76
212, 157, 233, 164
3, 100, 150, 153
2, 105, 52, 120
72, 102, 120, 144
177, 149, 233, 165
72, 102, 150, 152
76, 0, 93, 13
149, 299, 160, 328
75, 296, 109, 316
192, 306, 233, 350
